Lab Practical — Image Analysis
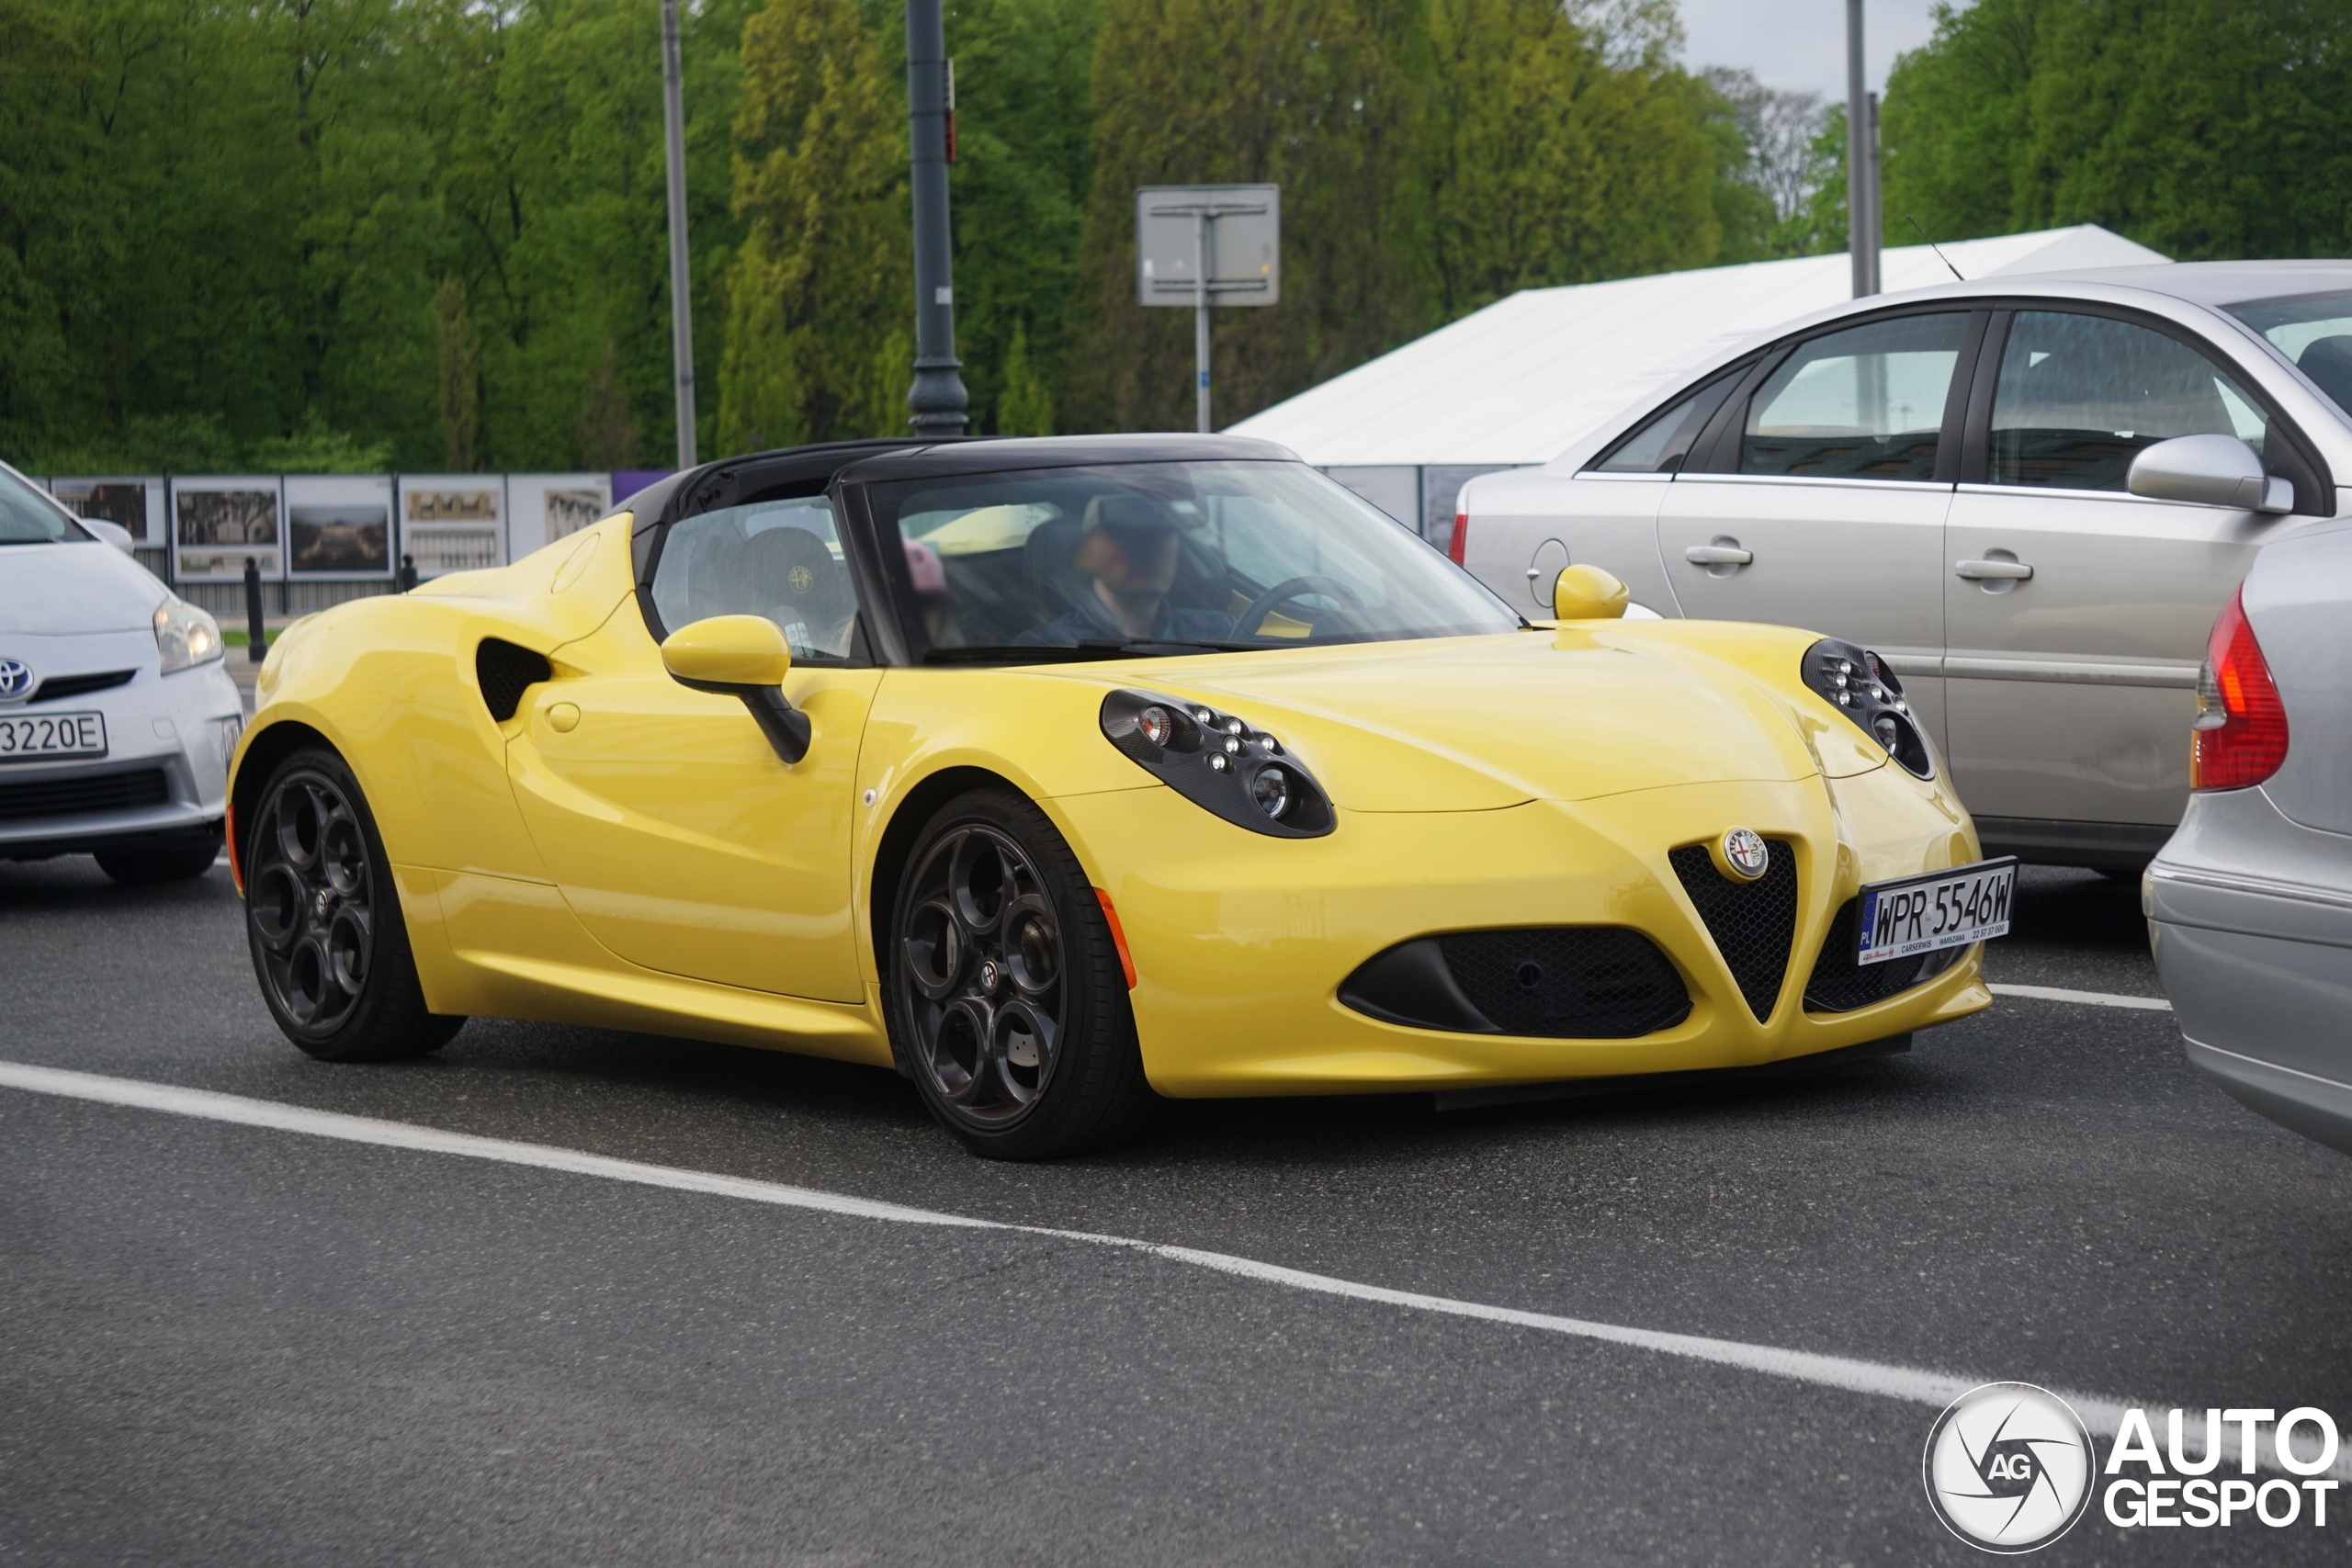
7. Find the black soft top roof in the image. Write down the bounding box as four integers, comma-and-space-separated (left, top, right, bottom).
622, 434, 1300, 535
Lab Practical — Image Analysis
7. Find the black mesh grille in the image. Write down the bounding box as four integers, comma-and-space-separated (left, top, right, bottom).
1440, 928, 1690, 1039
0, 767, 170, 822
1668, 840, 1798, 1022
476, 638, 551, 722
1802, 897, 1962, 1012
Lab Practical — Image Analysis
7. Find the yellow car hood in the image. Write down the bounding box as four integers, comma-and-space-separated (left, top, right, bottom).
1058, 626, 1888, 813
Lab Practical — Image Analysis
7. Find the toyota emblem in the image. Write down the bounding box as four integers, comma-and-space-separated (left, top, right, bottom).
0, 659, 32, 701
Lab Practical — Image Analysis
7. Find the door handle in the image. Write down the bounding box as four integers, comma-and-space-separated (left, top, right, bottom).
1683, 545, 1753, 566
1954, 558, 2034, 581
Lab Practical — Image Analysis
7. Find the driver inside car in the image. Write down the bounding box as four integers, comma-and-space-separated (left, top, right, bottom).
1021, 493, 1238, 647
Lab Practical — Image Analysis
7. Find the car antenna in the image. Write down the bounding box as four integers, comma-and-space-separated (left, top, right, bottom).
1907, 215, 1964, 281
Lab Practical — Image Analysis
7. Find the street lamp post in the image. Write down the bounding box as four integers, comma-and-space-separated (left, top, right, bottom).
661, 0, 696, 467
904, 0, 968, 435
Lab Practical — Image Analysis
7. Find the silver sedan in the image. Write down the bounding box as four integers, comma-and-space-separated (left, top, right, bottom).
2147, 516, 2352, 1155
1455, 262, 2352, 872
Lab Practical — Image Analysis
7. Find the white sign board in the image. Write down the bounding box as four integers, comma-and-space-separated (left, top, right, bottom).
49, 477, 166, 546
397, 475, 508, 578
172, 477, 285, 581
506, 473, 614, 559
1135, 185, 1280, 309
286, 474, 395, 580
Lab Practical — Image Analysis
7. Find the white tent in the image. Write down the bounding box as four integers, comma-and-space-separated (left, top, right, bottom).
1230, 224, 2168, 533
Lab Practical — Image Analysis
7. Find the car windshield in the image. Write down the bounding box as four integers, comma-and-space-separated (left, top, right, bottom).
867, 460, 1520, 660
2225, 289, 2352, 422
0, 465, 90, 545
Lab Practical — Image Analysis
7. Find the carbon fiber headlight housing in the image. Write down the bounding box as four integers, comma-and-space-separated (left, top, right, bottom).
1100, 688, 1335, 838
1803, 638, 1934, 780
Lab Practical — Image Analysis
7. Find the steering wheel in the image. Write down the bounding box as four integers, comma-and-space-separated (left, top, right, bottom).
1232, 575, 1366, 639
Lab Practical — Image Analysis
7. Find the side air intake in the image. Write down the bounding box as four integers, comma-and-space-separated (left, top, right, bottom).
1668, 840, 1798, 1022
1340, 927, 1690, 1039
1801, 896, 1962, 1012
476, 638, 551, 723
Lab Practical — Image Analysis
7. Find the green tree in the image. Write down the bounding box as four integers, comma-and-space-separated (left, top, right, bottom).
997, 319, 1056, 434
716, 0, 906, 452
1883, 0, 2352, 259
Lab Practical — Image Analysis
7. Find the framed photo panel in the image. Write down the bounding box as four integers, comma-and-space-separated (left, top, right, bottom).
172, 477, 284, 581
286, 474, 396, 581
506, 473, 614, 559
395, 475, 507, 578
49, 477, 166, 544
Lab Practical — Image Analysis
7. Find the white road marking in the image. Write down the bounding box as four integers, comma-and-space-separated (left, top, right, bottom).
1990, 982, 2173, 1011
2, 1059, 2336, 1478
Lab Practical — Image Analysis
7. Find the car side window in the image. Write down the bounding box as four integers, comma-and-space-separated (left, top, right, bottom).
1988, 310, 2272, 491
1589, 369, 1739, 474
650, 495, 855, 661
1739, 312, 1969, 481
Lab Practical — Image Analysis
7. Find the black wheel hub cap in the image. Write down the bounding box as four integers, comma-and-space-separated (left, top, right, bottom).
899, 825, 1067, 1126
248, 771, 373, 1035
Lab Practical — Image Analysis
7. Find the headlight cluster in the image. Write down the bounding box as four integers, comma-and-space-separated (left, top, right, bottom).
154, 598, 225, 674
1803, 637, 1934, 779
1100, 689, 1334, 838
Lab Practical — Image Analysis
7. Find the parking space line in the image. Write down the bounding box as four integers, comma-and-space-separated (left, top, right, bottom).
2, 1058, 2331, 1478
1989, 982, 2173, 1011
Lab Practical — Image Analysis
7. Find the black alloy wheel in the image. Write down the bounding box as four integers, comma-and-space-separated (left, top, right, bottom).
244, 748, 464, 1062
888, 787, 1152, 1158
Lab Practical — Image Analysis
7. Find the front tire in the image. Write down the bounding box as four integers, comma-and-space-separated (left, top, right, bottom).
96, 839, 220, 885
887, 787, 1152, 1158
243, 747, 465, 1062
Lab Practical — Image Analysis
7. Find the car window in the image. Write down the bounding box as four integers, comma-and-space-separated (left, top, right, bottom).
0, 466, 89, 545
650, 495, 854, 661
1988, 311, 2271, 491
865, 460, 1517, 659
2224, 288, 2352, 423
1739, 313, 1967, 481
1589, 368, 1739, 474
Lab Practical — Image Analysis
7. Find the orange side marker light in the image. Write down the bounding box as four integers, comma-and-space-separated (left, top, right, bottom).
1094, 888, 1137, 989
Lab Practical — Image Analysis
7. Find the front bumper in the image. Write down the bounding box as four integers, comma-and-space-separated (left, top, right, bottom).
2147, 787, 2352, 1155
0, 656, 243, 861
1057, 766, 1990, 1097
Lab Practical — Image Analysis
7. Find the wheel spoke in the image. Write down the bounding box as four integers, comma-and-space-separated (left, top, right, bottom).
901, 896, 966, 1001
1002, 895, 1059, 998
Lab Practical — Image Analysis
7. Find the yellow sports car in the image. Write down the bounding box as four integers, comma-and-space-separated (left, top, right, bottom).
229, 435, 2006, 1158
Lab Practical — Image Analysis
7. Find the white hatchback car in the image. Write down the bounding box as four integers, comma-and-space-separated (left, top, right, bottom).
1455, 262, 2352, 871
0, 460, 243, 882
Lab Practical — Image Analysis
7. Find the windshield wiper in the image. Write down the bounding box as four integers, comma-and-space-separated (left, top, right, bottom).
1072, 637, 1266, 655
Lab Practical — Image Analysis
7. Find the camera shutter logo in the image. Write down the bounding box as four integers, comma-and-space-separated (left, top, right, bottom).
1923, 1382, 2095, 1553
0, 660, 32, 701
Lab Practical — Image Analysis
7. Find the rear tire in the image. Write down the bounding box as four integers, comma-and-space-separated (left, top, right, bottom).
886, 786, 1153, 1159
243, 746, 465, 1062
96, 840, 220, 885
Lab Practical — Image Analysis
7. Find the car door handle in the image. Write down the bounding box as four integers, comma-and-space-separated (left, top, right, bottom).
1683, 545, 1752, 565
1954, 558, 2035, 581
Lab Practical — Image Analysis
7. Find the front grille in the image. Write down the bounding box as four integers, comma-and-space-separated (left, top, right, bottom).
476, 638, 551, 722
1440, 928, 1691, 1038
1668, 840, 1798, 1022
1802, 897, 1962, 1012
0, 767, 171, 823
30, 670, 135, 704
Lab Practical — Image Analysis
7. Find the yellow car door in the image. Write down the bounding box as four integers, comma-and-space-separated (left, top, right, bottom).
503, 495, 877, 1003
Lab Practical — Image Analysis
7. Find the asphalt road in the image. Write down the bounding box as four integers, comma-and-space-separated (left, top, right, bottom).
4, 856, 2348, 1565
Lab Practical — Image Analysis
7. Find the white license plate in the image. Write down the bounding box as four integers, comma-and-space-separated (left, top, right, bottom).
0, 710, 108, 762
1856, 857, 2017, 965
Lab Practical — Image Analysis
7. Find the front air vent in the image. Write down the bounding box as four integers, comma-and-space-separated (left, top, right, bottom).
0, 767, 170, 822
30, 670, 136, 704
1340, 927, 1690, 1039
1801, 896, 1962, 1012
1668, 840, 1798, 1022
475, 638, 551, 722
